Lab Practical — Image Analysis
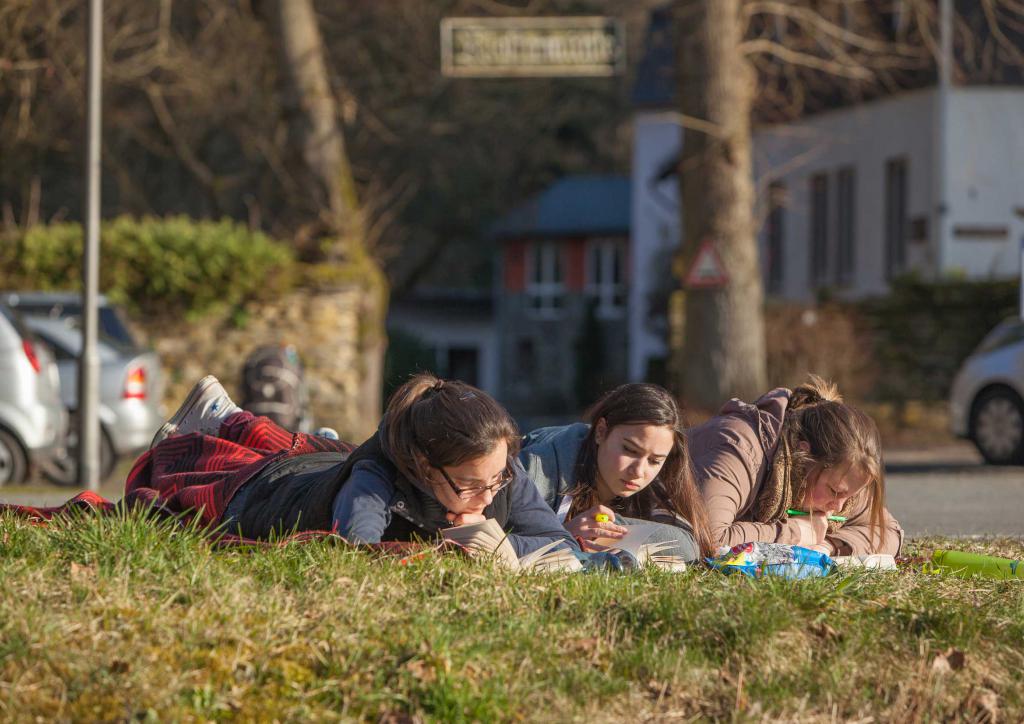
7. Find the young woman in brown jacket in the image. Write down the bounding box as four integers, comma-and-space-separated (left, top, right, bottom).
687, 375, 903, 557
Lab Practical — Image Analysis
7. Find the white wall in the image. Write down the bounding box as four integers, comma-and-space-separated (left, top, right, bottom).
629, 110, 682, 380
943, 87, 1024, 278
753, 89, 939, 300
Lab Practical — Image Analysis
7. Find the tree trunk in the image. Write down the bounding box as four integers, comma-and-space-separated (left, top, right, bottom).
275, 0, 361, 258
673, 0, 766, 410
272, 0, 386, 421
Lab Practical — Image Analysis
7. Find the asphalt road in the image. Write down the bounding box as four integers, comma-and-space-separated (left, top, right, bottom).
884, 443, 1024, 538
2, 441, 1022, 538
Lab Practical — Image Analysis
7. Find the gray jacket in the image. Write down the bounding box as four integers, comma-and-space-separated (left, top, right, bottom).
518, 422, 591, 510
519, 422, 702, 562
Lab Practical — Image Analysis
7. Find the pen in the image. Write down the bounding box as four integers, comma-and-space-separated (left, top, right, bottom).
786, 508, 847, 522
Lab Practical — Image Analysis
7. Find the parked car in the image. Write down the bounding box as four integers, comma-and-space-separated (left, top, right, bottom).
949, 317, 1024, 465
2, 292, 165, 484
0, 302, 67, 485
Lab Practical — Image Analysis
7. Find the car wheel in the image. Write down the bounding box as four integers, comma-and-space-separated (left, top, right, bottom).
970, 387, 1024, 465
43, 425, 117, 487
0, 428, 29, 487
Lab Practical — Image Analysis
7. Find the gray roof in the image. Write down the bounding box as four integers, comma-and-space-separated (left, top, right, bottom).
491, 175, 631, 240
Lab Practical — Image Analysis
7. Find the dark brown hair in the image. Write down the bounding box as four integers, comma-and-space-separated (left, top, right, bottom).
382, 374, 520, 486
568, 383, 714, 557
782, 375, 886, 545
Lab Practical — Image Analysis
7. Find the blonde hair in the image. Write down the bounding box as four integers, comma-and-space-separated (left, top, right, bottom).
782, 375, 886, 546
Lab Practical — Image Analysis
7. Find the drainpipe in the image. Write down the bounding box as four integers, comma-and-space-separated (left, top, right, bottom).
934, 0, 952, 277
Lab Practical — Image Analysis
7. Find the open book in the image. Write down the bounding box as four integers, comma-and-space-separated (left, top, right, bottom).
832, 553, 897, 570
591, 523, 689, 572
441, 519, 583, 572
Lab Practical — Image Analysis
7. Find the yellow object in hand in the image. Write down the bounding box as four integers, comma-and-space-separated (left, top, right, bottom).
594, 513, 610, 523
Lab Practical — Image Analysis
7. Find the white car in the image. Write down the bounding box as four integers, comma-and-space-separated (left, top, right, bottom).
949, 318, 1024, 465
0, 302, 66, 485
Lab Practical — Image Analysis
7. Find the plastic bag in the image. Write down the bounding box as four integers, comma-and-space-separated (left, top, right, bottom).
707, 542, 834, 579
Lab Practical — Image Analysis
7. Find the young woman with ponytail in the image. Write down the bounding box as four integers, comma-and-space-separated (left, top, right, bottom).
687, 375, 903, 556
133, 373, 575, 555
519, 383, 715, 562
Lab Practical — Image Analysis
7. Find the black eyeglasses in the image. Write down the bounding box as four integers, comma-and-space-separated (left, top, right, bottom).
433, 458, 515, 500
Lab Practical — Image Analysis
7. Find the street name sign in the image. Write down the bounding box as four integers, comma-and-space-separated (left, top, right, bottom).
440, 17, 624, 78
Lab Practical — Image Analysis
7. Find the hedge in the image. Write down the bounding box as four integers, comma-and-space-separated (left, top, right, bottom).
0, 216, 296, 318
857, 275, 1019, 403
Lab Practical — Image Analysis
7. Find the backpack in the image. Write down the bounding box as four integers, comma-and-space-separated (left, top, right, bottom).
239, 344, 311, 431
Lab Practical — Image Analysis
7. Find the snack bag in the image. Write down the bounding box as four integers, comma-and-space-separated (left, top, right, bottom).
707, 542, 834, 579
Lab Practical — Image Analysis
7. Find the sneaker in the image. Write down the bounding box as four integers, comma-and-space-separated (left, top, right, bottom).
149, 375, 241, 448
314, 427, 339, 440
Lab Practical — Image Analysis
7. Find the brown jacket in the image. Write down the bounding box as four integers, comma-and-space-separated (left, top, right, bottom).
687, 389, 904, 556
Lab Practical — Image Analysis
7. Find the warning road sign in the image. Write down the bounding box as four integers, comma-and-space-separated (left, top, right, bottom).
684, 239, 729, 288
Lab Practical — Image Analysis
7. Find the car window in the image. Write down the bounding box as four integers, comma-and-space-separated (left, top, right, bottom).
976, 319, 1024, 355
32, 330, 75, 362
8, 301, 139, 352
0, 303, 36, 343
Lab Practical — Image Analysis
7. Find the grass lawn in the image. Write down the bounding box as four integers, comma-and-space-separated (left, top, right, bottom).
1, 511, 1021, 722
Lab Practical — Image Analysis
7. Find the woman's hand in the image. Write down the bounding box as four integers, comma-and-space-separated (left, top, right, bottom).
804, 541, 835, 556
565, 505, 629, 552
791, 511, 831, 548
446, 511, 487, 527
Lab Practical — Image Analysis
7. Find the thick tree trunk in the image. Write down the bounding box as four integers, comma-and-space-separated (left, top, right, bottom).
674, 0, 767, 409
272, 0, 386, 420
276, 0, 361, 257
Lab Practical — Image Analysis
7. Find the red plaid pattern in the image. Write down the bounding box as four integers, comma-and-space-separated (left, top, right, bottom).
122, 411, 355, 526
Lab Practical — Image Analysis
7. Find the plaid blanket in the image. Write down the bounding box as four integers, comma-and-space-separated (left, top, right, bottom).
0, 412, 428, 553
122, 410, 354, 528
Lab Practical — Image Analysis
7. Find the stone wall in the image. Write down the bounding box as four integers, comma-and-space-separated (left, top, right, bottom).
149, 285, 384, 444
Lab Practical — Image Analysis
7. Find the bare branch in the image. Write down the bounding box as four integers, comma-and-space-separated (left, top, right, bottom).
739, 38, 874, 79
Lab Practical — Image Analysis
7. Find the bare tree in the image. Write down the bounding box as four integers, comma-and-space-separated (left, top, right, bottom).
671, 0, 1024, 409
273, 0, 363, 260
675, 0, 766, 408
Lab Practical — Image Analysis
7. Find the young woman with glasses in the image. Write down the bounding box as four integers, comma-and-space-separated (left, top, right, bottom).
131, 373, 576, 555
519, 383, 715, 562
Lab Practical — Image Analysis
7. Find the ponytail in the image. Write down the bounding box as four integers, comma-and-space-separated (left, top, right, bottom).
779, 375, 885, 547
382, 374, 519, 487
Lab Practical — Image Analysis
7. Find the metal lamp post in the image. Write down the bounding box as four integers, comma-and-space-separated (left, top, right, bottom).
78, 0, 103, 490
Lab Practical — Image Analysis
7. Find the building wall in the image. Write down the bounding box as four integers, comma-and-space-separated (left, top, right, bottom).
497, 236, 630, 416
387, 302, 499, 396
629, 111, 682, 380
943, 87, 1024, 277
752, 89, 939, 300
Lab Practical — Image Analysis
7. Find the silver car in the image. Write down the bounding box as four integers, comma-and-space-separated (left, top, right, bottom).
0, 302, 66, 485
3, 293, 165, 483
949, 317, 1024, 465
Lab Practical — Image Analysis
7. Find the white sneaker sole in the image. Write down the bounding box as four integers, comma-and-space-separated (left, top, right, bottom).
149, 375, 219, 449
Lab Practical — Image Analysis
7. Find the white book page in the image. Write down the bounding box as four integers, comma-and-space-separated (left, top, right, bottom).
591, 523, 658, 555
441, 518, 521, 569
518, 539, 583, 572
832, 554, 897, 570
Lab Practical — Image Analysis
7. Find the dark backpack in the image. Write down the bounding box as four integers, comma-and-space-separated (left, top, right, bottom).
240, 344, 311, 431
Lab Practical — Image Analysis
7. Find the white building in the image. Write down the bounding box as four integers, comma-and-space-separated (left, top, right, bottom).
627, 6, 1024, 381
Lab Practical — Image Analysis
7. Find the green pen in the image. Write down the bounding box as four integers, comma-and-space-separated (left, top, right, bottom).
786, 508, 847, 522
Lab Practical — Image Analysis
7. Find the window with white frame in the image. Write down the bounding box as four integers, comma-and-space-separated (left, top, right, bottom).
585, 237, 626, 317
525, 241, 565, 317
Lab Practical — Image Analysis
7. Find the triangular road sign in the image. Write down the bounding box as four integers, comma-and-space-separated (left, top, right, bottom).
684, 239, 729, 289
